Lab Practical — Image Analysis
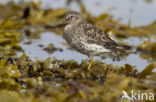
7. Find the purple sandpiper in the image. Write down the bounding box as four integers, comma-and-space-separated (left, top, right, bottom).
63, 11, 131, 69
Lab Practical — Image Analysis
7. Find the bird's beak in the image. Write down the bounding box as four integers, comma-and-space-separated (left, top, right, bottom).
44, 19, 66, 29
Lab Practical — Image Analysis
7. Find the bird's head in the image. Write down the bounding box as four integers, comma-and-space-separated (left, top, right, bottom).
65, 11, 82, 24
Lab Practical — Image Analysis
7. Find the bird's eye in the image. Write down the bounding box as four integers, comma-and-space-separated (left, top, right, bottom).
70, 16, 73, 19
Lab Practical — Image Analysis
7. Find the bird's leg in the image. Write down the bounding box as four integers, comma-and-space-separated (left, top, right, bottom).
113, 52, 120, 61
88, 56, 93, 70
113, 56, 120, 61
117, 55, 120, 61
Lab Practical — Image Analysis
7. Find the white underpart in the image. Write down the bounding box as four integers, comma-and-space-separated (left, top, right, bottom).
64, 24, 72, 31
84, 43, 111, 53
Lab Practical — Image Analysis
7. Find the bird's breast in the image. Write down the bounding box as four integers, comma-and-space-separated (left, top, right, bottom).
64, 24, 84, 40
64, 24, 86, 50
64, 24, 72, 32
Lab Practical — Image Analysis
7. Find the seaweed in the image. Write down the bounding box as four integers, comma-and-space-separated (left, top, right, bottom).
0, 56, 155, 102
136, 62, 156, 79
137, 41, 156, 61
0, 30, 22, 56
43, 43, 63, 54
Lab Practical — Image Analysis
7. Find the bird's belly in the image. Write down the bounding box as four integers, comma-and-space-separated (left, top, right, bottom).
64, 36, 87, 54
64, 33, 110, 56
69, 40, 111, 57
68, 39, 87, 53
82, 43, 111, 56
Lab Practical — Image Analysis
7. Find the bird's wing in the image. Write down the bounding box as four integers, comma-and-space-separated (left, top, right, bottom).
82, 23, 129, 51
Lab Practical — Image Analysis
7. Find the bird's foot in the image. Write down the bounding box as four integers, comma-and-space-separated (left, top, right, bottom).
88, 57, 93, 70
88, 63, 92, 70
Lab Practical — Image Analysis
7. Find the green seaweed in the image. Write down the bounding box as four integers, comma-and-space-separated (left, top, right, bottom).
0, 1, 155, 102
0, 55, 155, 102
0, 30, 22, 56
136, 62, 156, 79
43, 43, 63, 54
137, 41, 156, 61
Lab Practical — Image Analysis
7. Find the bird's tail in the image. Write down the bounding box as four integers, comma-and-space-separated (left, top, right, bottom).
121, 44, 132, 50
116, 44, 132, 52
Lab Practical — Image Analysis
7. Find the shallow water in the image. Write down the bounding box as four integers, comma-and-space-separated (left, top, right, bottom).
1, 0, 156, 71
19, 32, 150, 72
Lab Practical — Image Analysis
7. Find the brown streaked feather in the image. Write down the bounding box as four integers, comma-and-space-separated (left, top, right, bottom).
81, 22, 132, 52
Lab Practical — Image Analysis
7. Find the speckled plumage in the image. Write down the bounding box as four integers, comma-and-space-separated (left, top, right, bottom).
63, 11, 131, 60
